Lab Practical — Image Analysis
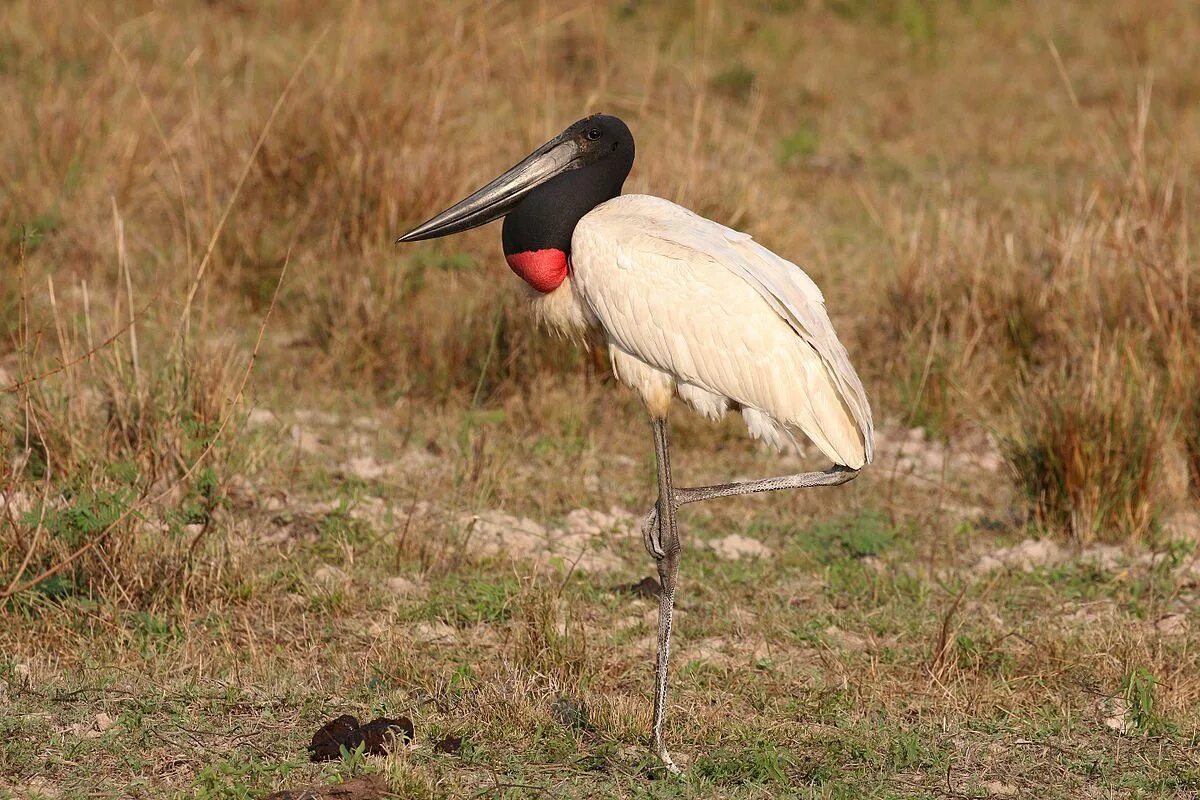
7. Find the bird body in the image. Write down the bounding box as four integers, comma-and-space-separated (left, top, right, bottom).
528, 193, 872, 469
397, 114, 872, 770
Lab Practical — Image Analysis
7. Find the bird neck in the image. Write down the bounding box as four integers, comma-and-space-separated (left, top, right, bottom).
502, 156, 631, 293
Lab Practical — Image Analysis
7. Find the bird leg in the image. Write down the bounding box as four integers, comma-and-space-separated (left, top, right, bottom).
646, 417, 682, 773
637, 446, 859, 772
676, 464, 860, 503
640, 466, 860, 551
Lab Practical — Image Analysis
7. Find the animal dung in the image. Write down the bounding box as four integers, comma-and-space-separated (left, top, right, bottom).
307, 714, 414, 762
308, 715, 359, 761
359, 717, 414, 752
263, 774, 387, 799
433, 733, 463, 754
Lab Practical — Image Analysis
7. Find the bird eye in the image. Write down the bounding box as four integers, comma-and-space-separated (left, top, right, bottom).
586, 127, 602, 141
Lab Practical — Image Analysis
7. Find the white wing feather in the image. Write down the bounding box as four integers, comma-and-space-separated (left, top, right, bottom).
572, 194, 874, 466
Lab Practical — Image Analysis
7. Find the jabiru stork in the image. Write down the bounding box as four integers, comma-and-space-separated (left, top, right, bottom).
398, 114, 873, 771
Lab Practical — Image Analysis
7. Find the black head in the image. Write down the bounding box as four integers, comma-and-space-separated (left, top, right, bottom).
501, 115, 634, 259
555, 114, 635, 171
396, 113, 635, 252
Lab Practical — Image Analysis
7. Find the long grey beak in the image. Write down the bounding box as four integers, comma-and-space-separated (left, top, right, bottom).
397, 133, 583, 243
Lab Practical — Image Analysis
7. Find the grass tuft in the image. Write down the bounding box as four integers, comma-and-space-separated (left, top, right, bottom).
1004, 346, 1167, 544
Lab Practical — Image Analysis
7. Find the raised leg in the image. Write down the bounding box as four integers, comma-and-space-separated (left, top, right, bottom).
677, 464, 859, 504
646, 416, 682, 773
641, 465, 860, 543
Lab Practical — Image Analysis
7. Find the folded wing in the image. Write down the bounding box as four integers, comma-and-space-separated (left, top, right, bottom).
572, 194, 873, 467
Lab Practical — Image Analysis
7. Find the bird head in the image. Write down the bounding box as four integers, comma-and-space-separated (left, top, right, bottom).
396, 113, 638, 244
397, 114, 635, 292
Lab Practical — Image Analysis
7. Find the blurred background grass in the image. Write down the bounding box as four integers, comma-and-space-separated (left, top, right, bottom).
2, 0, 1199, 599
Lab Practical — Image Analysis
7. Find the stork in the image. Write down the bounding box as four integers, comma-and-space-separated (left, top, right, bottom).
398, 114, 873, 771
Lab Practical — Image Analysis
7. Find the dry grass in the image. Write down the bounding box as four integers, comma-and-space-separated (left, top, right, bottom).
1004, 342, 1167, 544
2, 245, 250, 605
2, 1, 1200, 797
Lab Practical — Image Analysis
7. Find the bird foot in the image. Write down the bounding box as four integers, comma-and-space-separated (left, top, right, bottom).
639, 505, 661, 559
653, 745, 683, 775
639, 497, 682, 560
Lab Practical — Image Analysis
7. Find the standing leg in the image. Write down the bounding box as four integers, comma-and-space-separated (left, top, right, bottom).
647, 416, 682, 772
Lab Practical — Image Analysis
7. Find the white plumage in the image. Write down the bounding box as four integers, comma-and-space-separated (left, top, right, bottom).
534, 194, 873, 470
